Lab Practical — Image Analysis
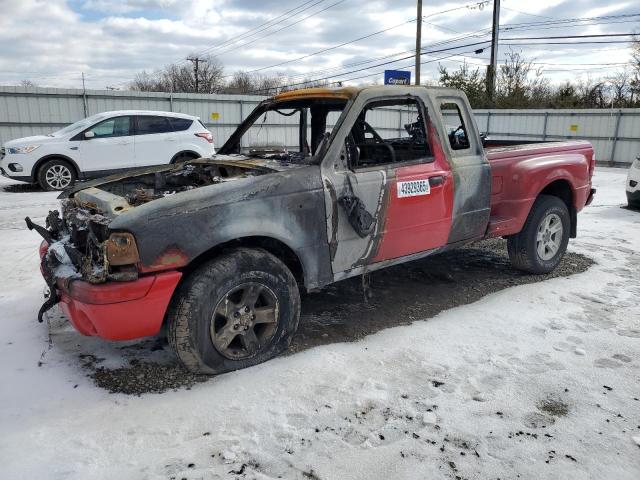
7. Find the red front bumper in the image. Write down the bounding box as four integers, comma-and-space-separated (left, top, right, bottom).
56, 271, 182, 341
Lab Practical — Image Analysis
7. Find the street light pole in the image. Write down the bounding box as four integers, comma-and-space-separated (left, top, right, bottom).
415, 0, 423, 85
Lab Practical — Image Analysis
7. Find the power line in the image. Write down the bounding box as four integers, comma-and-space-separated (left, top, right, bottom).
227, 13, 638, 83
501, 6, 555, 21
192, 0, 324, 56
235, 18, 418, 76
501, 32, 637, 41
247, 31, 637, 94
208, 0, 348, 58
229, 0, 494, 78
247, 39, 495, 93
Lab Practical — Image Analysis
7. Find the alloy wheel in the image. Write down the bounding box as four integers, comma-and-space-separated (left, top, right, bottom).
45, 164, 72, 189
536, 212, 563, 261
210, 282, 280, 360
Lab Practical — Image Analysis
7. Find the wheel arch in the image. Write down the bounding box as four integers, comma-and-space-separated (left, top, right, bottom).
537, 179, 576, 238
31, 154, 80, 180
170, 150, 201, 164
182, 235, 306, 289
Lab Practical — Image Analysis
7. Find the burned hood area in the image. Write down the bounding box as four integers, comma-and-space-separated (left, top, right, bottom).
26, 154, 332, 318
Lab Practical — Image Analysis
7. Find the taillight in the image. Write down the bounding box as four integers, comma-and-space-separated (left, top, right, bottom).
195, 132, 213, 144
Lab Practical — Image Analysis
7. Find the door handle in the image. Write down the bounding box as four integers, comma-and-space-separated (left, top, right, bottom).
429, 175, 445, 187
69, 146, 78, 150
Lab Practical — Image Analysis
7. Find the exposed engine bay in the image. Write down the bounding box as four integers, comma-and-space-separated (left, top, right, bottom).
25, 159, 273, 290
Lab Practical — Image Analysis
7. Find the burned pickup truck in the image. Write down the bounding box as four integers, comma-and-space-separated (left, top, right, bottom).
27, 86, 596, 374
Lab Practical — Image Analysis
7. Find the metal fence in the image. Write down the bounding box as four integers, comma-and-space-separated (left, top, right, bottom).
473, 109, 640, 166
1, 86, 638, 165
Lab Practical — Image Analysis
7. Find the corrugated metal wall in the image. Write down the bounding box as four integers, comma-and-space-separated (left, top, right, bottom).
1, 86, 638, 165
473, 109, 640, 165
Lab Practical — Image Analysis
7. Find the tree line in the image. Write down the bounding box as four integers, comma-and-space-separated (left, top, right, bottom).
128, 39, 640, 109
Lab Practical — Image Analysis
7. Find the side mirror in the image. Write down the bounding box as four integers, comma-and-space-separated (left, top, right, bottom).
84, 131, 95, 139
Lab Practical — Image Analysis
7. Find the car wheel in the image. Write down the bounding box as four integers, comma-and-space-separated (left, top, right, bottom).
37, 159, 76, 191
167, 247, 301, 374
172, 153, 199, 163
507, 195, 570, 274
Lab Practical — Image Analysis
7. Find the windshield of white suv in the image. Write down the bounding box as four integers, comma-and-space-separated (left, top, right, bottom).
49, 114, 108, 137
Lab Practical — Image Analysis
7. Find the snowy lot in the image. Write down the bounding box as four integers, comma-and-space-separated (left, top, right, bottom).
0, 168, 638, 480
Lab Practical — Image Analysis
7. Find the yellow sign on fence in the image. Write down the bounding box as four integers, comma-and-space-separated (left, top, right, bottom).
569, 124, 578, 132
211, 112, 220, 120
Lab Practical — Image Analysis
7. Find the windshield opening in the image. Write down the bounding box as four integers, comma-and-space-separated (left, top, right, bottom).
50, 114, 108, 137
220, 98, 348, 163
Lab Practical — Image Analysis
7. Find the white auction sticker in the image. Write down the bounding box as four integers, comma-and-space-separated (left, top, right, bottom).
397, 179, 430, 198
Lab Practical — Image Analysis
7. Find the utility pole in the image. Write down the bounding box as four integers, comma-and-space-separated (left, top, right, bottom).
487, 0, 500, 102
81, 72, 88, 117
187, 56, 207, 93
415, 0, 423, 85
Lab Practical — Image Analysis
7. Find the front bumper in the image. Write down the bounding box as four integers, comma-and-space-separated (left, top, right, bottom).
56, 271, 182, 340
52, 271, 183, 340
38, 240, 182, 340
0, 166, 34, 183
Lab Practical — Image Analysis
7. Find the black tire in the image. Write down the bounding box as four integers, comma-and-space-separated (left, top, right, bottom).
37, 159, 77, 191
507, 195, 570, 274
172, 152, 199, 164
167, 248, 301, 374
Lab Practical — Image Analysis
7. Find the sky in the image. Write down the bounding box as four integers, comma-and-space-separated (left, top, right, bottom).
0, 0, 637, 90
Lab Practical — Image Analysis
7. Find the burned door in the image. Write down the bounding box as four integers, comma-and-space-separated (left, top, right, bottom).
436, 95, 491, 243
321, 92, 454, 279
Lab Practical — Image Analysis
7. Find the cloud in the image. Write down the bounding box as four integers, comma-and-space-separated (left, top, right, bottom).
0, 0, 635, 89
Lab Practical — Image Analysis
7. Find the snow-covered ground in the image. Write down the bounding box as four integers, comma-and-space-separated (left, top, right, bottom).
0, 168, 638, 480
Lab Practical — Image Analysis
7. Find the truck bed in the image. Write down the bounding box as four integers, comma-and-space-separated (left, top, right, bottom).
484, 140, 595, 238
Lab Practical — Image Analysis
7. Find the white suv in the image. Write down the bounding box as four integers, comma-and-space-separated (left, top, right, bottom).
0, 110, 215, 190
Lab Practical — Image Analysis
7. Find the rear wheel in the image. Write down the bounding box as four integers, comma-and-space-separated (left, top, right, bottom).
167, 248, 300, 374
37, 159, 76, 191
507, 195, 570, 274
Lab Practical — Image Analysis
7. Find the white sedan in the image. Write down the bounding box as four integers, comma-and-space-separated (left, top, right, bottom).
0, 110, 215, 190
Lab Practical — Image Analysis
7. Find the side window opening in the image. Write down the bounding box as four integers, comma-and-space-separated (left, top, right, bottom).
347, 98, 431, 169
136, 116, 173, 135
169, 117, 194, 132
440, 102, 470, 151
85, 116, 131, 138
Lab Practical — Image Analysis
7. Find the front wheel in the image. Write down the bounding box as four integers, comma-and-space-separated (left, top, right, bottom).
167, 248, 300, 374
37, 159, 76, 191
507, 195, 570, 274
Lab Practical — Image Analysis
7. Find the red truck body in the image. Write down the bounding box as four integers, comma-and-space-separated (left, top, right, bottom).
486, 141, 595, 237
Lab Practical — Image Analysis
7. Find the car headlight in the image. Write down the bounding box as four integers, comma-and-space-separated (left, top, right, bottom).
105, 232, 140, 266
9, 145, 40, 154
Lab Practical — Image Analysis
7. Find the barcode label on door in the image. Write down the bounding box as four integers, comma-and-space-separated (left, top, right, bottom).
397, 179, 430, 198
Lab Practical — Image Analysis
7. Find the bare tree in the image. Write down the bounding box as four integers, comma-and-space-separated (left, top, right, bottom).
438, 62, 488, 107
19, 79, 36, 87
629, 35, 640, 105
607, 69, 633, 107
131, 55, 224, 93
496, 50, 549, 107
